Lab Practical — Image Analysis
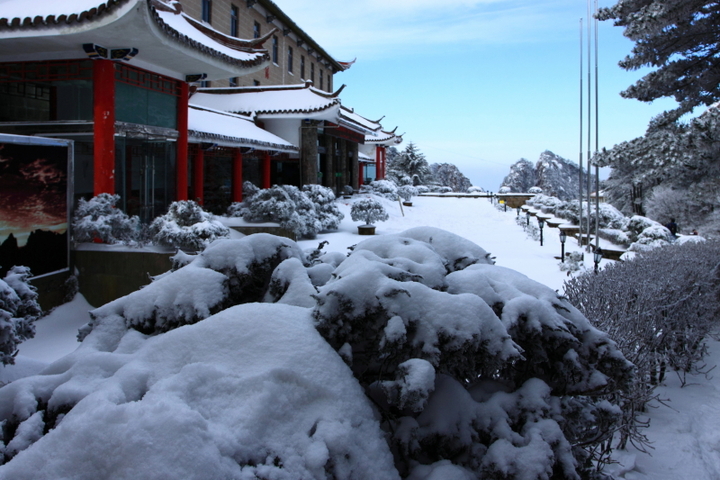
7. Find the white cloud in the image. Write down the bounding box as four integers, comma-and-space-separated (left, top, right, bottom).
276, 0, 576, 59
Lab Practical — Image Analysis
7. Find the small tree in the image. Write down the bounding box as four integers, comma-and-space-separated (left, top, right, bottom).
351, 198, 389, 226
148, 200, 230, 251
72, 193, 140, 244
0, 266, 41, 365
397, 185, 417, 203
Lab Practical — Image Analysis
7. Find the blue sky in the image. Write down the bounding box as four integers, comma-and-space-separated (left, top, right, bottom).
278, 0, 677, 190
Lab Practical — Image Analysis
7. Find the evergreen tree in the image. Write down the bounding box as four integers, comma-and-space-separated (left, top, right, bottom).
387, 142, 430, 185
598, 0, 720, 125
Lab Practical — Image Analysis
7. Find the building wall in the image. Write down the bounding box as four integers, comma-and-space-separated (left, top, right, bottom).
180, 0, 337, 91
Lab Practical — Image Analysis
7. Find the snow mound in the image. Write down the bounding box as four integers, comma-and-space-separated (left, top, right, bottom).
0, 303, 399, 480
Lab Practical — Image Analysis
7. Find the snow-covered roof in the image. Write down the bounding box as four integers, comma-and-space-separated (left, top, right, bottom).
190, 82, 342, 120
365, 128, 404, 146
338, 105, 403, 146
0, 0, 270, 80
187, 105, 297, 153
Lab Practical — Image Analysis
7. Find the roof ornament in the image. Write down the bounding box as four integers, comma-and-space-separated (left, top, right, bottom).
373, 115, 386, 123
331, 84, 347, 98
186, 73, 208, 83
338, 58, 357, 71
151, 0, 183, 14
83, 43, 138, 61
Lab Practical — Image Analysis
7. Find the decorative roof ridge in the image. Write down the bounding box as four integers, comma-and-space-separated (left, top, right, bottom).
337, 58, 356, 71
339, 105, 383, 132
197, 81, 340, 99
0, 0, 131, 30
148, 1, 269, 69
187, 130, 298, 152
189, 103, 255, 121
179, 9, 276, 51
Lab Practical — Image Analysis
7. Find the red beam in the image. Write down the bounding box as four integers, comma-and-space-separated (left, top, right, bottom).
93, 59, 115, 195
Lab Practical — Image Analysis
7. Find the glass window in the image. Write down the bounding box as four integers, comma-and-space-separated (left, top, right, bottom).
310, 63, 314, 84
300, 56, 305, 79
0, 60, 93, 122
202, 0, 212, 23
327, 73, 332, 91
253, 21, 261, 39
319, 69, 323, 90
287, 47, 293, 74
230, 5, 239, 37
272, 36, 279, 64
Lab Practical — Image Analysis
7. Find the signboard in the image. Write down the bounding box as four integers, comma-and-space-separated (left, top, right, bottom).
0, 134, 73, 278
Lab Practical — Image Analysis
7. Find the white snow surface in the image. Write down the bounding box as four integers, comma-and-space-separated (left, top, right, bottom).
0, 303, 398, 480
3, 194, 718, 479
191, 87, 340, 118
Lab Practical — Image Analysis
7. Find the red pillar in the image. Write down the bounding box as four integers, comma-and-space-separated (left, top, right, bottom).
176, 82, 189, 200
232, 148, 243, 202
358, 162, 364, 187
262, 151, 271, 189
375, 148, 381, 181
93, 59, 115, 195
193, 145, 204, 205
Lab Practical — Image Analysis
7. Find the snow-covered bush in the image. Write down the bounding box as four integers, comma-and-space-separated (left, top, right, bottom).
599, 228, 631, 246
528, 186, 543, 194
628, 225, 673, 252
397, 185, 418, 202
467, 186, 484, 193
0, 266, 41, 365
0, 229, 632, 479
147, 200, 229, 251
72, 193, 140, 244
350, 198, 389, 226
302, 184, 344, 232
498, 185, 511, 193
415, 185, 430, 194
559, 251, 586, 274
360, 179, 398, 200
313, 227, 632, 478
228, 185, 322, 238
565, 239, 720, 450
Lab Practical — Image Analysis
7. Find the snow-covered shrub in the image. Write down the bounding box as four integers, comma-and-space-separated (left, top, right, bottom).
231, 184, 324, 239
559, 251, 586, 274
625, 215, 661, 242
516, 215, 540, 241
361, 179, 398, 200
350, 198, 389, 226
1, 228, 632, 479
72, 193, 140, 244
0, 266, 41, 365
498, 185, 511, 193
302, 184, 344, 232
437, 185, 453, 193
599, 228, 631, 246
147, 200, 229, 251
397, 185, 418, 202
313, 227, 632, 479
528, 186, 543, 194
565, 239, 720, 450
628, 225, 673, 252
467, 186, 484, 193
415, 185, 430, 194
81, 234, 305, 337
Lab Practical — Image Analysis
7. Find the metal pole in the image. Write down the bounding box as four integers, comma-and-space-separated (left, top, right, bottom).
578, 18, 584, 248
594, 0, 601, 254
586, 0, 592, 252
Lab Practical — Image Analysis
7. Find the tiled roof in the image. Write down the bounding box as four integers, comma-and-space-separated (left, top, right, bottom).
188, 105, 298, 152
191, 82, 343, 118
0, 0, 269, 72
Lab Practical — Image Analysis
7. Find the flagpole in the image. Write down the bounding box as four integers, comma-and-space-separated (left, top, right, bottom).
579, 17, 584, 248
594, 0, 600, 254
586, 0, 592, 252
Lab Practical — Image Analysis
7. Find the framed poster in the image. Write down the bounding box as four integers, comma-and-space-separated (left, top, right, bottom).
0, 134, 73, 279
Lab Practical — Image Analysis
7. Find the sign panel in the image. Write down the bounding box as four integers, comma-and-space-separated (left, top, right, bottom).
0, 135, 73, 278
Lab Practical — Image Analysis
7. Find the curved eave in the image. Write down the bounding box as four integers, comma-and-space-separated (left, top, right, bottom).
246, 102, 341, 121
188, 131, 298, 152
0, 0, 269, 80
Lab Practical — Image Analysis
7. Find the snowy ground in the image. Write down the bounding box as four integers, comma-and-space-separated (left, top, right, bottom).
4, 194, 718, 479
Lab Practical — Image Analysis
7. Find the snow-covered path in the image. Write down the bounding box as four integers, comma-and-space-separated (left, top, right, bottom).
3, 194, 718, 479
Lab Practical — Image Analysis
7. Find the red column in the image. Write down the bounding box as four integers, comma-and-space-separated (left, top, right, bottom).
193, 145, 204, 205
375, 147, 381, 181
176, 82, 189, 200
358, 162, 364, 187
382, 148, 387, 179
232, 148, 243, 202
93, 59, 115, 195
262, 151, 271, 189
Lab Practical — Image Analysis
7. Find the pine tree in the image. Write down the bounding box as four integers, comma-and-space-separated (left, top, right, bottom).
598, 0, 720, 125
388, 142, 430, 185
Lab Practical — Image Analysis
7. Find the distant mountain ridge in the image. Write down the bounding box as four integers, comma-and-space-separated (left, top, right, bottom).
500, 150, 593, 201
